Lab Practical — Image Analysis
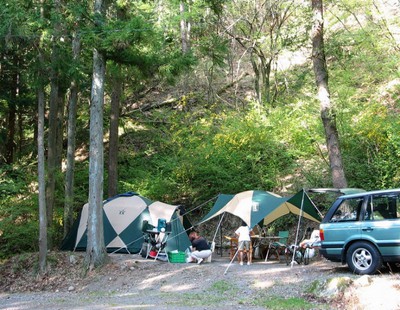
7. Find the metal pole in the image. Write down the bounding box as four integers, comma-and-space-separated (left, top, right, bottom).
211, 213, 225, 257
224, 247, 240, 275
212, 213, 225, 242
220, 216, 223, 256
290, 189, 305, 267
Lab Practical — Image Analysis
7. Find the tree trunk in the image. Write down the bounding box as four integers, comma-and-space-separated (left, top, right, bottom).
180, 1, 190, 54
17, 101, 24, 158
46, 0, 65, 244
86, 0, 107, 270
260, 56, 272, 104
250, 55, 261, 105
180, 1, 191, 93
56, 90, 66, 170
5, 102, 16, 164
64, 32, 81, 238
311, 0, 347, 188
106, 0, 129, 198
46, 0, 62, 233
38, 0, 47, 275
87, 47, 107, 270
5, 55, 18, 164
107, 66, 122, 198
38, 75, 48, 275
46, 71, 58, 231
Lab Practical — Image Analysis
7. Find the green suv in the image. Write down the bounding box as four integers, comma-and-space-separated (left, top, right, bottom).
319, 188, 400, 274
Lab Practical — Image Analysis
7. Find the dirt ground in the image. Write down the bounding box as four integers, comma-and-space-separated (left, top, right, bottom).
1, 251, 400, 309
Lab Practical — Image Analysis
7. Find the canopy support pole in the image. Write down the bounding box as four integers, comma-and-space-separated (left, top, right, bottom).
209, 213, 225, 258
212, 213, 225, 243
290, 189, 305, 267
224, 246, 240, 275
219, 215, 223, 256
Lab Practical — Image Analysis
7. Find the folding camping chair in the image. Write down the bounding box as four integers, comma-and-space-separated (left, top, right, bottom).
285, 228, 320, 266
265, 230, 289, 262
206, 241, 216, 263
141, 220, 155, 258
141, 220, 171, 262
154, 231, 170, 262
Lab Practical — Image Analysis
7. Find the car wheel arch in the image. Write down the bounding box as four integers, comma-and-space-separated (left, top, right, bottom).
342, 239, 381, 262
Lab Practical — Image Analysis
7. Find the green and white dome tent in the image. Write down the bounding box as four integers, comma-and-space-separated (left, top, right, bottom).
61, 192, 191, 254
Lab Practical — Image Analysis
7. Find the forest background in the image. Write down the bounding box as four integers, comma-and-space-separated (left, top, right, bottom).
0, 0, 399, 266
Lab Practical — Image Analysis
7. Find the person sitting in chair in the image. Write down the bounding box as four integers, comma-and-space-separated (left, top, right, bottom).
187, 231, 212, 265
299, 229, 321, 249
235, 221, 254, 265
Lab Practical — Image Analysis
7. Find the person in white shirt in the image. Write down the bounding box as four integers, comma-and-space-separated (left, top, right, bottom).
235, 221, 254, 265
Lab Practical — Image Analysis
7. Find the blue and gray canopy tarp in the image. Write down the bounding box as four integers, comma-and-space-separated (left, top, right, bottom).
198, 189, 321, 228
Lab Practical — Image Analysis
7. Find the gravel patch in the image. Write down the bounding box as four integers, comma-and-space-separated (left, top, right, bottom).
1, 252, 400, 309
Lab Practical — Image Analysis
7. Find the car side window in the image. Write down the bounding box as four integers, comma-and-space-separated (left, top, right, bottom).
330, 197, 363, 222
370, 193, 400, 220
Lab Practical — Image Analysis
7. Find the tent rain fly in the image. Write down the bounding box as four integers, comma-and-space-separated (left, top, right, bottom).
198, 189, 321, 229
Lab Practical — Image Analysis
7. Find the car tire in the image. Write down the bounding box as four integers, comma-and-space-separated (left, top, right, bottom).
346, 242, 382, 275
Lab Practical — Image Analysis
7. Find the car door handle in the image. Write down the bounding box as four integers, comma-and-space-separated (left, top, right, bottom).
362, 227, 374, 232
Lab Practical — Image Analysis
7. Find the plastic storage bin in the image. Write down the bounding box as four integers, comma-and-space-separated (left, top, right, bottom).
168, 251, 186, 263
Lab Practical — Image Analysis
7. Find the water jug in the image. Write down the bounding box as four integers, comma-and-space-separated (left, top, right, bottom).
157, 218, 167, 232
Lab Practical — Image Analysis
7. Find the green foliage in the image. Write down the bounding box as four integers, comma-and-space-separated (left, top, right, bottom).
0, 159, 90, 258
118, 108, 295, 210
168, 279, 237, 307
197, 33, 228, 67
0, 165, 27, 198
341, 102, 400, 189
0, 164, 39, 258
252, 296, 319, 309
209, 279, 236, 293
